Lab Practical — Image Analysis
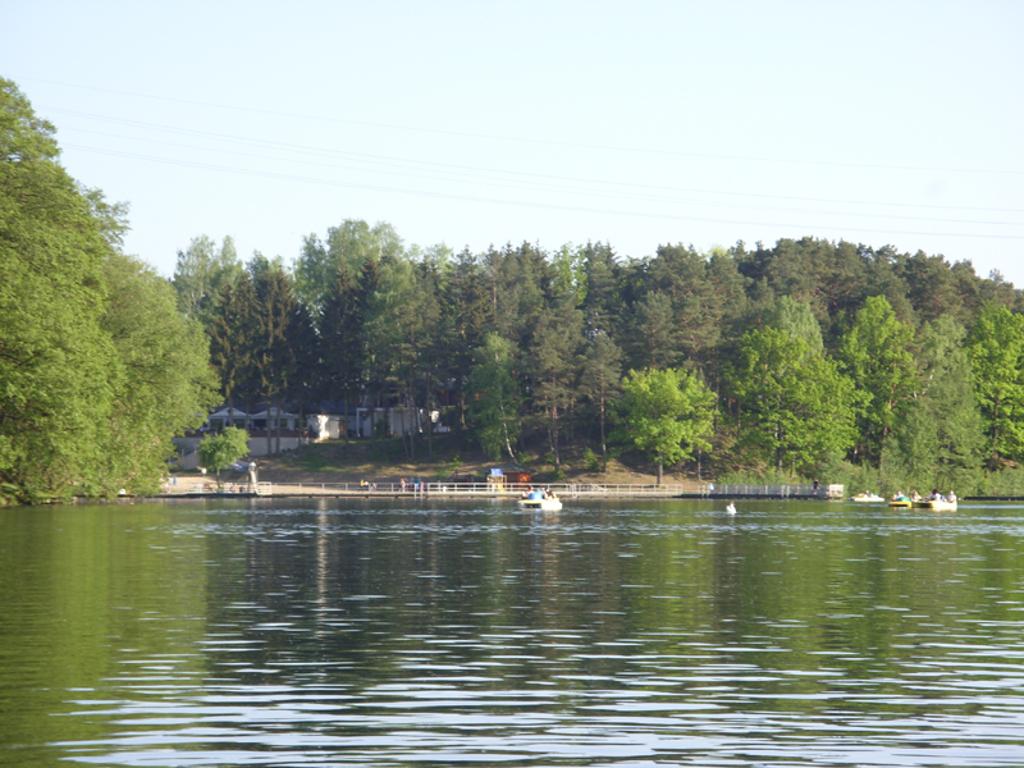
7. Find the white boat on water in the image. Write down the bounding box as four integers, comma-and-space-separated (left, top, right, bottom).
518, 495, 563, 512
915, 498, 957, 512
851, 492, 885, 503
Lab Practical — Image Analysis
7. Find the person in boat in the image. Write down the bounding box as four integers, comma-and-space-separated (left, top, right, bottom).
947, 490, 957, 503
911, 490, 922, 502
930, 488, 941, 501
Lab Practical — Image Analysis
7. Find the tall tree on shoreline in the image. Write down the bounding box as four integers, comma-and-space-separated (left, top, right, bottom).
882, 317, 983, 490
249, 256, 304, 454
839, 295, 918, 465
530, 289, 583, 468
102, 253, 217, 491
617, 367, 716, 484
578, 332, 623, 470
728, 327, 857, 475
1, 78, 215, 501
968, 304, 1024, 466
207, 272, 258, 417
467, 333, 522, 460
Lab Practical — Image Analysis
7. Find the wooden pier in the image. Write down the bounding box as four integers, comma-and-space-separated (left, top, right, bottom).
157, 480, 842, 501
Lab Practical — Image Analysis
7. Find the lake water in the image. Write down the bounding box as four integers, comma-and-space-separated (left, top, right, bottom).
1, 499, 1023, 766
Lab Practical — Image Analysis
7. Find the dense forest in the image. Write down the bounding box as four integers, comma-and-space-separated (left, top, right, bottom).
173, 216, 1024, 494
6, 75, 1024, 503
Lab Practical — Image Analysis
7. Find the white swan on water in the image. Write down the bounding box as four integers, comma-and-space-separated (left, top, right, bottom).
726, 502, 737, 515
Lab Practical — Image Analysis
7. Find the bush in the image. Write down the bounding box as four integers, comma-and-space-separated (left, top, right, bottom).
977, 468, 1024, 497
582, 448, 601, 473
447, 455, 463, 477
198, 427, 250, 481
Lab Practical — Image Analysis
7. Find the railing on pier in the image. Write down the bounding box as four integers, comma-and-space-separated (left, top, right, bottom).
161, 479, 839, 499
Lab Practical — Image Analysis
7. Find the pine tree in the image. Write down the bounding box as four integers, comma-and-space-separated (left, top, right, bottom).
578, 333, 623, 469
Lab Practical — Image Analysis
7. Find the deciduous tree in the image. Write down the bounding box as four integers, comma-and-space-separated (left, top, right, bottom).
617, 367, 716, 484
839, 295, 918, 465
198, 427, 250, 484
968, 304, 1024, 465
882, 317, 982, 490
729, 328, 857, 475
467, 334, 522, 460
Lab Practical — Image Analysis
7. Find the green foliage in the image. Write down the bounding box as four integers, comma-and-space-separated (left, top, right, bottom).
467, 334, 522, 460
728, 327, 857, 476
446, 454, 463, 477
317, 265, 369, 402
763, 296, 824, 354
101, 254, 218, 493
582, 448, 601, 472
578, 332, 623, 468
172, 235, 242, 324
630, 291, 678, 369
528, 285, 584, 466
0, 79, 217, 502
617, 367, 716, 483
715, 467, 805, 486
206, 272, 258, 410
968, 304, 1024, 464
839, 295, 918, 464
294, 219, 403, 315
231, 256, 316, 455
881, 317, 982, 491
0, 79, 116, 502
827, 461, 886, 497
198, 427, 250, 479
976, 467, 1024, 497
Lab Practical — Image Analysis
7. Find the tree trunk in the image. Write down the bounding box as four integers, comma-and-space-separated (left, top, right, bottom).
550, 406, 560, 468
274, 401, 281, 455
425, 372, 433, 460
501, 406, 516, 461
657, 461, 663, 486
265, 402, 272, 457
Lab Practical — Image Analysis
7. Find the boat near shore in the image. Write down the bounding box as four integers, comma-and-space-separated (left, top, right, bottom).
915, 498, 958, 512
518, 495, 563, 512
851, 492, 884, 503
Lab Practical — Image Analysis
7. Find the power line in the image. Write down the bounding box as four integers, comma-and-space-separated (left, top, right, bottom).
48, 106, 1024, 221
30, 77, 1024, 177
64, 143, 1024, 242
58, 125, 1024, 229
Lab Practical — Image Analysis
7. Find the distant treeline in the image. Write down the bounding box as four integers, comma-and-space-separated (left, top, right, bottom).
173, 217, 1024, 493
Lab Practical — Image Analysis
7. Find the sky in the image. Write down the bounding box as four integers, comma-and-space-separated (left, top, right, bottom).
3, 1, 1023, 285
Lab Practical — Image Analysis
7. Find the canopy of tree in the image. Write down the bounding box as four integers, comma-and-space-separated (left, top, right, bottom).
198, 427, 250, 481
0, 79, 216, 503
